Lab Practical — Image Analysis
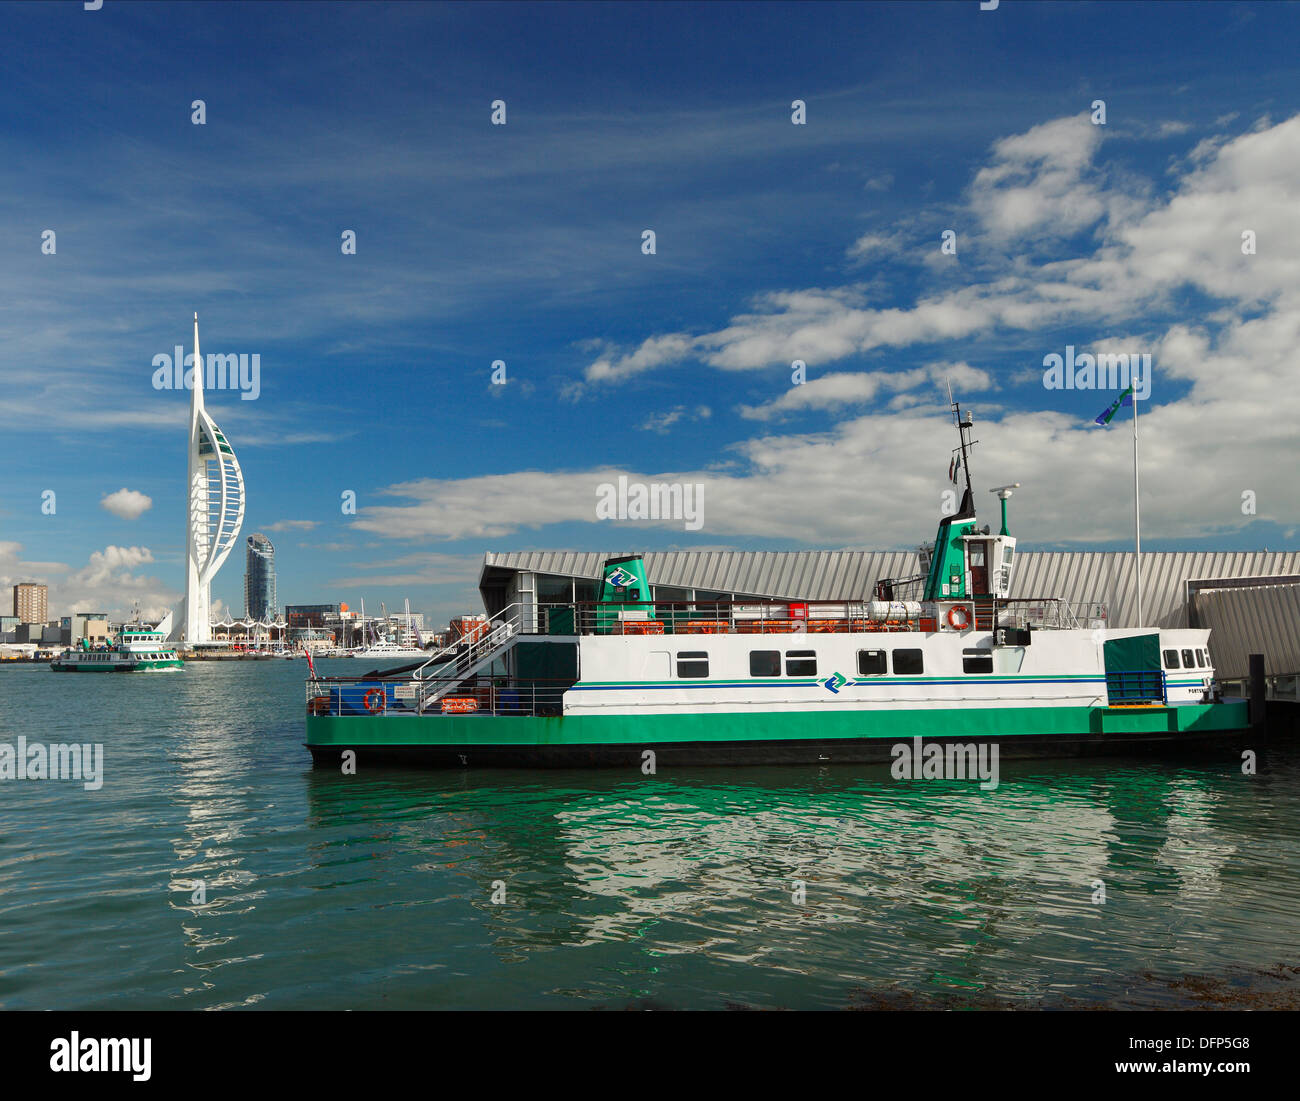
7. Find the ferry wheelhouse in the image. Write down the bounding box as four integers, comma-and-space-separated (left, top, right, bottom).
304, 402, 1248, 767
51, 625, 184, 672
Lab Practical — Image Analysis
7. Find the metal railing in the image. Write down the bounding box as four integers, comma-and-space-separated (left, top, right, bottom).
542, 600, 935, 635
536, 597, 1109, 635
993, 599, 1108, 630
411, 603, 524, 686
1105, 669, 1167, 705
305, 675, 573, 717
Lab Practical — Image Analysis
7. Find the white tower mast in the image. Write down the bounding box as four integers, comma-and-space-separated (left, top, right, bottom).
175, 314, 245, 644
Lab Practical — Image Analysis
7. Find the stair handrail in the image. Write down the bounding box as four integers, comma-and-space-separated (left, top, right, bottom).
413, 603, 523, 680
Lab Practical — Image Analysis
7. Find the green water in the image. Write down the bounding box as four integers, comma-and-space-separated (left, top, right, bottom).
1, 659, 1297, 1009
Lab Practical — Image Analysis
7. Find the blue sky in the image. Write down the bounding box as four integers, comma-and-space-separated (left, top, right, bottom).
1, 0, 1298, 627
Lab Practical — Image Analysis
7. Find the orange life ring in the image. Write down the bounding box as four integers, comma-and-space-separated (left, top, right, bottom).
363, 688, 385, 713
308, 696, 330, 716
947, 605, 971, 630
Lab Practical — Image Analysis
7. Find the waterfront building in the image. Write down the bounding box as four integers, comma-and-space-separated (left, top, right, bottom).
285, 603, 340, 629
244, 533, 277, 620
59, 613, 110, 646
171, 314, 245, 644
13, 582, 47, 625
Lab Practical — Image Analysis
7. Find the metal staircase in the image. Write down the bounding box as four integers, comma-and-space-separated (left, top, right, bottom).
414, 604, 524, 710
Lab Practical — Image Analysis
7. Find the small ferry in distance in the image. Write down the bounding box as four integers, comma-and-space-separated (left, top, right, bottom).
304, 397, 1249, 768
51, 624, 184, 672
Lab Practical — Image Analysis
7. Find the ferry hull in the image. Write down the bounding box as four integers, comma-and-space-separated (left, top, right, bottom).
306, 700, 1251, 769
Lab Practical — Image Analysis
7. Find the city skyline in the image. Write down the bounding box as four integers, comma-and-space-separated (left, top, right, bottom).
1, 2, 1298, 630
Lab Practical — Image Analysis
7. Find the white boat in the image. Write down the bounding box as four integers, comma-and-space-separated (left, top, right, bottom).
353, 639, 428, 660
51, 624, 184, 672
306, 395, 1249, 768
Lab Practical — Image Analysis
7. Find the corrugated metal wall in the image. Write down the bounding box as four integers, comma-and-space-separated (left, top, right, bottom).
484, 550, 1300, 630
1192, 584, 1300, 679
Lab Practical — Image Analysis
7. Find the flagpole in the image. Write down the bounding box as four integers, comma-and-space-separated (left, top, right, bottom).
1133, 386, 1143, 628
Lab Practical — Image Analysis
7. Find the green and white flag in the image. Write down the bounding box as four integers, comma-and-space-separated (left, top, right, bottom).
1093, 385, 1134, 426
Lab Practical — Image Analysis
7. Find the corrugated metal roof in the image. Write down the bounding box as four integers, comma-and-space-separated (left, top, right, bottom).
1193, 583, 1300, 679
483, 550, 1300, 630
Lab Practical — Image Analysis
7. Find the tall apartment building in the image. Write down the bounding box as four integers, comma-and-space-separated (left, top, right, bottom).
244, 533, 277, 621
13, 583, 48, 625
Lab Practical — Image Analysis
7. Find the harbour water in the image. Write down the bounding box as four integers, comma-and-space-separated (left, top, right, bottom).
1, 659, 1298, 1010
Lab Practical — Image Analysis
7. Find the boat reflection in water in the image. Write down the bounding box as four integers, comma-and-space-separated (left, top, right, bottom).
302, 748, 1291, 1008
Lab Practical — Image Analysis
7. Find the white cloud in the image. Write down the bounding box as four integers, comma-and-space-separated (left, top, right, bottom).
739, 361, 992, 421
641, 405, 712, 433
0, 543, 177, 622
263, 519, 319, 532
584, 332, 696, 383
969, 114, 1108, 241
100, 488, 153, 520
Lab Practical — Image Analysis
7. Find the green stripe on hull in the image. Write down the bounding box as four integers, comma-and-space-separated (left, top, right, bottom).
307, 701, 1249, 749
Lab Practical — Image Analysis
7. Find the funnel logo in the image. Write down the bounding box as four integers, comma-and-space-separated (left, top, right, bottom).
606, 568, 636, 588
823, 672, 847, 694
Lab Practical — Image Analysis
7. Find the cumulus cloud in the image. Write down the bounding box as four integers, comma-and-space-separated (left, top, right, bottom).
0, 542, 176, 621
969, 114, 1108, 241
100, 488, 153, 520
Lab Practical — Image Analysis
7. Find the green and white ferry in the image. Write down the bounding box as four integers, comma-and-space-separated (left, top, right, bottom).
305, 402, 1249, 768
51, 625, 184, 672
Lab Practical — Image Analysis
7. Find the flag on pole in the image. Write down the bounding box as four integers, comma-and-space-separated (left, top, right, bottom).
305, 648, 316, 677
948, 453, 962, 483
1093, 385, 1135, 426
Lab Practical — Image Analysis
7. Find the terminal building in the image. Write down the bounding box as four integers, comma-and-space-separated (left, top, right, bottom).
479, 549, 1300, 695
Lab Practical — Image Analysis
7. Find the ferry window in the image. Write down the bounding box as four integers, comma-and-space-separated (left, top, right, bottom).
858, 649, 886, 675
1181, 649, 1195, 669
1196, 649, 1206, 668
749, 650, 780, 677
785, 650, 817, 676
1163, 649, 1180, 669
962, 648, 993, 674
893, 649, 924, 675
537, 574, 574, 604
676, 651, 709, 678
